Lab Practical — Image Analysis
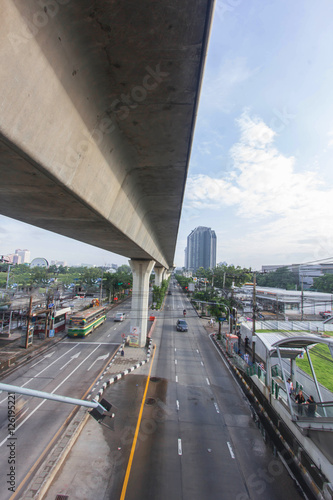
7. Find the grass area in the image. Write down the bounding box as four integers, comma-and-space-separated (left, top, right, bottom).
296, 344, 333, 392
255, 329, 333, 392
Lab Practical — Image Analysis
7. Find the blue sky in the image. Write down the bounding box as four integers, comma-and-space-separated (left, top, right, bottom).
2, 0, 333, 269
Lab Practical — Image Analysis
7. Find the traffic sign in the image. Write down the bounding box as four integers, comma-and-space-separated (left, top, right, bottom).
121, 333, 126, 338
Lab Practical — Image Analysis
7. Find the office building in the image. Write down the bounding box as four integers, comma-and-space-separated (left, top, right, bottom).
185, 226, 216, 272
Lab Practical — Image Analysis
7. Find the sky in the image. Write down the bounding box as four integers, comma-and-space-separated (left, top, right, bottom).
2, 0, 333, 270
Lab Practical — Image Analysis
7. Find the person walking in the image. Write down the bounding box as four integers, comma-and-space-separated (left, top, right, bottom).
286, 378, 293, 397
295, 389, 305, 415
306, 395, 317, 417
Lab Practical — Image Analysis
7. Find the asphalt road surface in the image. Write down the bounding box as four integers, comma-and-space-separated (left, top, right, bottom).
93, 285, 305, 500
0, 302, 132, 500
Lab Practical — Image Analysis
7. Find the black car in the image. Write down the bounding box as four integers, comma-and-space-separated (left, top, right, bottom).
168, 291, 172, 295
176, 319, 188, 332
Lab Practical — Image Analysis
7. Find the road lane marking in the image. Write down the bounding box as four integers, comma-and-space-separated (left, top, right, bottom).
214, 402, 220, 413
62, 341, 118, 345
196, 349, 199, 353
174, 348, 176, 352
178, 438, 182, 455
0, 344, 101, 448
176, 400, 179, 410
175, 375, 178, 383
206, 377, 210, 385
120, 344, 156, 500
87, 354, 109, 371
0, 344, 80, 404
10, 345, 112, 499
227, 442, 235, 459
60, 352, 81, 371
31, 352, 55, 368
200, 361, 204, 366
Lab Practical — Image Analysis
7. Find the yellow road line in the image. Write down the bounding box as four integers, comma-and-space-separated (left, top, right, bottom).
120, 345, 156, 500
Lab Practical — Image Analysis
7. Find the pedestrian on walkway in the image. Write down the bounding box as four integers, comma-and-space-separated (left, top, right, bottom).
306, 395, 316, 417
295, 389, 305, 415
121, 348, 124, 357
286, 378, 293, 397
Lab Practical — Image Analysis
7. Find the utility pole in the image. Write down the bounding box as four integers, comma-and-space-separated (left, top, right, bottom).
301, 276, 304, 321
252, 272, 256, 363
99, 269, 104, 303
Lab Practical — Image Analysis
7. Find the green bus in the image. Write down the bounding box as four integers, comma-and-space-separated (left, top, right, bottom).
68, 306, 107, 338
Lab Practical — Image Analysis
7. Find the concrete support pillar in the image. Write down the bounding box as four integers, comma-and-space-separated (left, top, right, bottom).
154, 267, 165, 287
164, 270, 171, 280
129, 259, 155, 347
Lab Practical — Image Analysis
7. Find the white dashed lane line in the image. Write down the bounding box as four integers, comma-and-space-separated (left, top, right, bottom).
206, 377, 210, 386
176, 400, 179, 411
227, 442, 235, 459
178, 439, 182, 456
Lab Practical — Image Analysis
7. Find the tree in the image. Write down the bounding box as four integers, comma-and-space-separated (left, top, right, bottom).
213, 264, 252, 290
256, 267, 298, 290
312, 274, 333, 293
117, 264, 131, 274
81, 268, 103, 288
31, 267, 49, 286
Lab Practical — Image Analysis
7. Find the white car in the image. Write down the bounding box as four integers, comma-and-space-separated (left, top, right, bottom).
114, 312, 125, 322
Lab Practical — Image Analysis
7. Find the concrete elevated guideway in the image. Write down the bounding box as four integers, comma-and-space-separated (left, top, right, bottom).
0, 1, 214, 345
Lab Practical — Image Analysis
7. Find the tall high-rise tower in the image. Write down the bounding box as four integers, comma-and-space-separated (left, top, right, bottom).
185, 227, 216, 271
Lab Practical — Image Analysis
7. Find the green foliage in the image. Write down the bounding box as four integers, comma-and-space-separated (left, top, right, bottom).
296, 343, 333, 392
103, 268, 132, 301
256, 267, 298, 290
174, 274, 192, 289
31, 267, 49, 286
193, 289, 216, 302
312, 274, 333, 293
117, 264, 131, 274
152, 279, 169, 309
80, 268, 103, 288
213, 264, 253, 289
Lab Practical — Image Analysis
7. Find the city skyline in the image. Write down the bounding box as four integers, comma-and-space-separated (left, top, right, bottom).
2, 1, 333, 270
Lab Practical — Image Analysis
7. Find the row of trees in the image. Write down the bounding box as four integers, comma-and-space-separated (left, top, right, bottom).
178, 264, 333, 293
175, 264, 252, 324
0, 264, 133, 300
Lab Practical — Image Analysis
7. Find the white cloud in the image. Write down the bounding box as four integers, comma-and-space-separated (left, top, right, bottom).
185, 111, 333, 264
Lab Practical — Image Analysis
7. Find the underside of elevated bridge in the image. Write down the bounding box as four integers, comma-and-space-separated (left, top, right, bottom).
0, 0, 214, 269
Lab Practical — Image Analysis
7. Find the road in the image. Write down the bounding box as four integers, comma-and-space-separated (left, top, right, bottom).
96, 284, 304, 500
0, 301, 132, 500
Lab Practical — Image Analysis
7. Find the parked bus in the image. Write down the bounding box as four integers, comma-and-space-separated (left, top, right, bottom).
67, 306, 106, 338
32, 307, 71, 336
